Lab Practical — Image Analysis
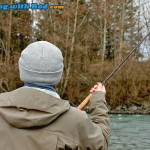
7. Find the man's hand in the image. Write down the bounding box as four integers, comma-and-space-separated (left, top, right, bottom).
90, 82, 106, 94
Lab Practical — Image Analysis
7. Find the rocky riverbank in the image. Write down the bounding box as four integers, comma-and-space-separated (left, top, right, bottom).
109, 103, 150, 114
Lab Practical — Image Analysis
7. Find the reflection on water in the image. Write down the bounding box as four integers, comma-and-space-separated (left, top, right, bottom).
109, 114, 150, 150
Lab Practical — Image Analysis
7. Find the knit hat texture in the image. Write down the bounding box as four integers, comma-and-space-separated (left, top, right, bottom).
19, 41, 64, 85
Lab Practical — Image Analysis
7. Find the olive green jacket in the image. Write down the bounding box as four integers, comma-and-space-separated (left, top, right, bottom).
0, 87, 110, 150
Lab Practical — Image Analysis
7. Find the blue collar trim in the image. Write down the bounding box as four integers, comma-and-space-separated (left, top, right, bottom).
24, 83, 56, 92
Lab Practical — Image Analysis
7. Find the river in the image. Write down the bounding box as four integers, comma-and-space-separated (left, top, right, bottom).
109, 114, 150, 150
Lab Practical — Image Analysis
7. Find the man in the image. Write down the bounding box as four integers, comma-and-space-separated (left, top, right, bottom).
0, 41, 110, 150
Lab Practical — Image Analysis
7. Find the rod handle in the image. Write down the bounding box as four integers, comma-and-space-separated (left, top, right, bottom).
77, 94, 92, 110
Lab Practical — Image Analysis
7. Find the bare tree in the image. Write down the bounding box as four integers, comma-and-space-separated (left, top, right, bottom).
7, 0, 13, 64
119, 0, 126, 60
61, 0, 79, 96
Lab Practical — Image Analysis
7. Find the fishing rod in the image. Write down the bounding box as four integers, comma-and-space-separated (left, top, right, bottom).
78, 31, 150, 110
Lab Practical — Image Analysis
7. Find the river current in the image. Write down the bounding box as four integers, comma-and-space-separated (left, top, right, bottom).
109, 114, 150, 150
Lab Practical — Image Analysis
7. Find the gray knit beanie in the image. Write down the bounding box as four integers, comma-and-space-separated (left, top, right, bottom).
19, 41, 64, 85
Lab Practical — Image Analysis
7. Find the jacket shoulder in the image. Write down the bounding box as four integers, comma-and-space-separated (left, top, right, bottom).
69, 106, 88, 119
0, 91, 10, 100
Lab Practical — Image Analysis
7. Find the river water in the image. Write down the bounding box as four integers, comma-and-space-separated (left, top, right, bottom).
109, 114, 150, 150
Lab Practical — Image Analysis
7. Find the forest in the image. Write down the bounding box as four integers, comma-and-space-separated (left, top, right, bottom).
0, 0, 150, 113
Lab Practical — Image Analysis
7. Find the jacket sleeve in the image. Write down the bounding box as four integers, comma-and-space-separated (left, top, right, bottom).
78, 91, 110, 150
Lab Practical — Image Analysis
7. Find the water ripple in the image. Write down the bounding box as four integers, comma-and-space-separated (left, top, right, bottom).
109, 115, 150, 150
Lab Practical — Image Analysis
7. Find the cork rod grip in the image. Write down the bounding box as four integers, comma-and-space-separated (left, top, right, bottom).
77, 94, 92, 110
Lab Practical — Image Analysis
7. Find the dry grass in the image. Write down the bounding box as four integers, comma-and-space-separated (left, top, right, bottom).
65, 60, 150, 108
